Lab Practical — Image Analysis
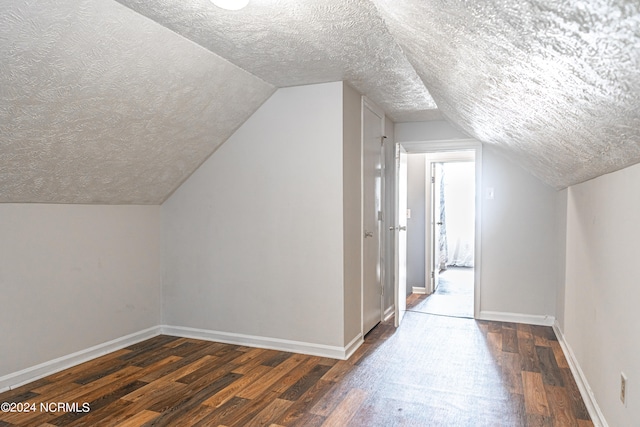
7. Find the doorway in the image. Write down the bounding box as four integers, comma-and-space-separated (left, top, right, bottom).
414, 151, 476, 318
392, 144, 481, 325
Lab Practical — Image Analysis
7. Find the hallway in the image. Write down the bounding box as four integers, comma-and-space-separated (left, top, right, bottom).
410, 267, 474, 318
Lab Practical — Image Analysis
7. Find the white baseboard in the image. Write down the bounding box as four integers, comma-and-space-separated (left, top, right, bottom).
383, 305, 395, 322
478, 310, 555, 326
343, 333, 364, 360
412, 287, 427, 294
0, 326, 161, 393
553, 322, 608, 427
161, 325, 359, 360
0, 324, 364, 392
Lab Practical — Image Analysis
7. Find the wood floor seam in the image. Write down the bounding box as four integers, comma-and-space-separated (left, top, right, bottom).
1, 302, 594, 427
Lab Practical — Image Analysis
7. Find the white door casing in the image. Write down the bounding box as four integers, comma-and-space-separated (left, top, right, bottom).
362, 97, 384, 335
424, 149, 480, 316
394, 144, 408, 327
390, 140, 482, 320
430, 162, 445, 293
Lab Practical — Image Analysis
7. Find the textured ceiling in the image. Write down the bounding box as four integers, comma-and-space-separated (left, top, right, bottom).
2, 0, 639, 204
0, 0, 274, 204
113, 0, 439, 122
373, 0, 640, 188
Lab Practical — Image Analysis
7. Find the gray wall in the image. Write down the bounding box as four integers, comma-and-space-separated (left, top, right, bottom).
406, 154, 426, 291
162, 82, 356, 348
563, 164, 640, 426
554, 188, 568, 329
396, 121, 560, 319
342, 83, 363, 344
0, 204, 161, 379
1, 81, 366, 384
480, 146, 559, 317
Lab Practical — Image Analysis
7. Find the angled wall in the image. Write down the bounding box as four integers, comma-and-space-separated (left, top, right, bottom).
162, 82, 362, 355
563, 164, 640, 426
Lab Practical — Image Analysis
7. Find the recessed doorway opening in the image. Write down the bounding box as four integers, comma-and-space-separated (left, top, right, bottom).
393, 141, 481, 328
405, 150, 477, 319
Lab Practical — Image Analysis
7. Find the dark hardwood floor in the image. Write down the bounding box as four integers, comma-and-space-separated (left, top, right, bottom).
1, 302, 593, 426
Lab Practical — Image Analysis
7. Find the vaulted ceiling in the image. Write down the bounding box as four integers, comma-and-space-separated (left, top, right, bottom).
1, 0, 638, 203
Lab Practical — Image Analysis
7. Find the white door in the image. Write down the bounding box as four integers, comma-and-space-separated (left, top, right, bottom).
394, 144, 408, 327
362, 100, 383, 335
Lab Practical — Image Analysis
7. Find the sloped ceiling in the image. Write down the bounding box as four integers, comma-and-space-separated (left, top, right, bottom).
1, 0, 639, 203
114, 0, 439, 122
0, 0, 274, 204
372, 0, 640, 189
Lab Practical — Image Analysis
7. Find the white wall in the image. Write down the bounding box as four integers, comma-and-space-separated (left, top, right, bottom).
563, 164, 640, 426
0, 204, 161, 379
162, 82, 350, 348
396, 121, 559, 320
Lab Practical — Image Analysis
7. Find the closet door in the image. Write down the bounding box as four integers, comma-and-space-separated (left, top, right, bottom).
362, 98, 384, 335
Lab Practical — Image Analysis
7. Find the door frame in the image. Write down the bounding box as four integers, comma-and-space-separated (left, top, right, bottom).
361, 96, 386, 336
394, 144, 408, 327
397, 139, 482, 319
425, 150, 476, 294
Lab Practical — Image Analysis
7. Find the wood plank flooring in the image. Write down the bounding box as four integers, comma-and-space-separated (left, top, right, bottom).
1, 302, 593, 426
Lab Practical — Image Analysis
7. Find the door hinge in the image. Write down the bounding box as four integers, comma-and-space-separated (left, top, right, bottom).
431, 176, 435, 184
377, 210, 383, 221
431, 271, 435, 279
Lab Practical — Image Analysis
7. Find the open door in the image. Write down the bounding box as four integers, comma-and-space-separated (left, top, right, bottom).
394, 144, 408, 327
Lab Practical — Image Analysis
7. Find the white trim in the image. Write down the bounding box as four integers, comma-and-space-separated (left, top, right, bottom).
161, 325, 359, 360
383, 304, 395, 321
478, 311, 555, 326
344, 333, 364, 360
553, 322, 608, 427
473, 147, 483, 319
362, 96, 385, 120
361, 96, 386, 336
0, 325, 365, 392
414, 142, 482, 318
360, 95, 365, 339
402, 139, 481, 153
412, 286, 427, 294
0, 326, 161, 392
424, 151, 475, 163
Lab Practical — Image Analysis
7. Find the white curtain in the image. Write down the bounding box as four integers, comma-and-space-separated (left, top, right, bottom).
442, 162, 475, 267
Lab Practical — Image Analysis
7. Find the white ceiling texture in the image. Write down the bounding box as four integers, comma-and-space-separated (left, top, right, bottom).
1, 0, 639, 203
